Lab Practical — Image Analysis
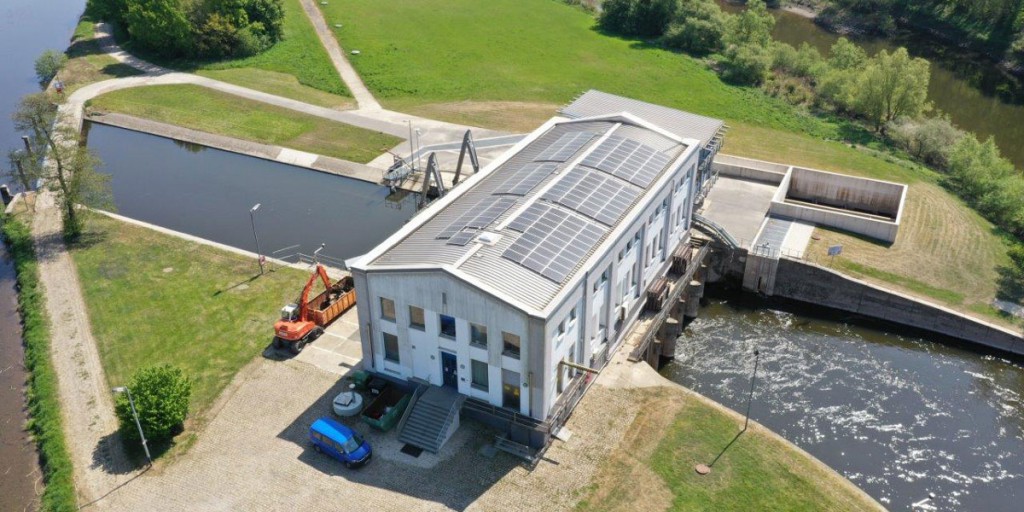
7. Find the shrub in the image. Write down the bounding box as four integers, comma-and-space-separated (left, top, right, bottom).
726, 0, 774, 47
599, 0, 679, 38
115, 364, 192, 443
34, 50, 69, 88
770, 42, 824, 79
661, 0, 728, 55
721, 43, 772, 85
886, 115, 963, 167
125, 0, 194, 57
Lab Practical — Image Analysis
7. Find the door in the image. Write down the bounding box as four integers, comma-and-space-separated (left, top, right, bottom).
441, 351, 458, 388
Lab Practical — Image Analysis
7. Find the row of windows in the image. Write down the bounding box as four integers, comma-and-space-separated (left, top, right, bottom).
379, 298, 522, 360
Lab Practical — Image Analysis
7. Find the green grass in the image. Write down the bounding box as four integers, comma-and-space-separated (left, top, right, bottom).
178, 0, 348, 100
196, 68, 354, 109
59, 18, 143, 95
576, 388, 878, 511
88, 84, 400, 163
1, 216, 77, 512
835, 260, 967, 304
69, 214, 308, 418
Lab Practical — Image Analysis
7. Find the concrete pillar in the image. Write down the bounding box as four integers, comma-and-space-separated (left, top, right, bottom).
647, 340, 662, 370
659, 317, 680, 358
685, 279, 703, 318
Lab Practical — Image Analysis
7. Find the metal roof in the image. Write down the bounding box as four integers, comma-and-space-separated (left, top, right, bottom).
561, 90, 725, 148
351, 101, 719, 316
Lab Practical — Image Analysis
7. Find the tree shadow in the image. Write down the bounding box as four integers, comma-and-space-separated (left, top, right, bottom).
995, 265, 1024, 303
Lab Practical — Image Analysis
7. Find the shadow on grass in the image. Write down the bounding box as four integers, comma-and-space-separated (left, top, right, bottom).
212, 273, 262, 297
995, 265, 1024, 303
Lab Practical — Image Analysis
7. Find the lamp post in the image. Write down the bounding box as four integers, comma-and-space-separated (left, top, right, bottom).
742, 349, 761, 432
250, 203, 264, 275
112, 386, 152, 466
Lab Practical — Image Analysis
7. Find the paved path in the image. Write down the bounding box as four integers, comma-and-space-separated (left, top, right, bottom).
298, 0, 381, 111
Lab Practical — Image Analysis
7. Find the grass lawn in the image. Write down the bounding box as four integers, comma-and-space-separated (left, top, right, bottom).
70, 214, 307, 421
88, 84, 400, 163
576, 387, 879, 512
59, 19, 143, 95
322, 0, 1016, 323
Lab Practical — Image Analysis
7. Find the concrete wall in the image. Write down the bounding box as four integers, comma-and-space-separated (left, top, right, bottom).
713, 154, 787, 184
773, 258, 1024, 356
787, 167, 905, 218
769, 201, 900, 243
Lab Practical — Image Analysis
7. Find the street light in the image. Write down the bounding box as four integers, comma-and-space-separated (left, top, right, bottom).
250, 203, 264, 275
742, 349, 761, 432
112, 386, 152, 466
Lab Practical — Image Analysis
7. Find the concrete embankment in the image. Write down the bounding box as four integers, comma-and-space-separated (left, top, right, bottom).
772, 257, 1024, 356
86, 113, 386, 186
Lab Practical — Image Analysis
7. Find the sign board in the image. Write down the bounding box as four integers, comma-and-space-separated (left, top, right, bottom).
827, 245, 843, 257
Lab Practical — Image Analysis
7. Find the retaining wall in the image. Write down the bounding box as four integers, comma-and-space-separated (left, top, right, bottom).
713, 154, 787, 183
773, 258, 1024, 356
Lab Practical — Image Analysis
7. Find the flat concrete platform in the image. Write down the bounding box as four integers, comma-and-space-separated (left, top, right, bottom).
701, 176, 778, 248
293, 307, 363, 376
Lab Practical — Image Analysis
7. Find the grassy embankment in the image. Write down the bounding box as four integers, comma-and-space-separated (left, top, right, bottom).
87, 85, 400, 163
576, 387, 880, 512
58, 18, 143, 95
326, 0, 1017, 325
0, 215, 77, 512
69, 214, 308, 449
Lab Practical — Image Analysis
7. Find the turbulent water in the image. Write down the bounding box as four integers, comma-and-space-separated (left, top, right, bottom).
662, 290, 1024, 511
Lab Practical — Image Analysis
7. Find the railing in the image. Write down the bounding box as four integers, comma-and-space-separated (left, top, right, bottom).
434, 395, 465, 449
462, 398, 544, 430
396, 384, 426, 436
693, 213, 740, 249
628, 241, 711, 362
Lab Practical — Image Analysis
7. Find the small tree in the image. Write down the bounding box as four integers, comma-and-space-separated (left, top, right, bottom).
34, 50, 68, 88
726, 0, 775, 48
12, 92, 112, 238
115, 364, 192, 443
125, 0, 194, 57
852, 47, 931, 131
661, 0, 728, 56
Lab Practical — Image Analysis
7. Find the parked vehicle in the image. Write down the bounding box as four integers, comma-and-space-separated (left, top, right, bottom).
273, 264, 356, 354
360, 386, 410, 431
308, 417, 372, 468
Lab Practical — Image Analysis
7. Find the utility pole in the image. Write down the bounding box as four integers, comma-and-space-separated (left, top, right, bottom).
742, 349, 760, 432
112, 386, 152, 466
250, 203, 264, 274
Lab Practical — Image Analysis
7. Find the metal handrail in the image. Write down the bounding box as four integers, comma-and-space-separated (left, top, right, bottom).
434, 395, 464, 448
396, 384, 426, 436
693, 213, 740, 249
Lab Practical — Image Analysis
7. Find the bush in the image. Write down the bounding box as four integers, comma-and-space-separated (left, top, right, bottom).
945, 134, 1024, 237
721, 43, 772, 85
599, 0, 679, 38
661, 0, 728, 55
34, 50, 69, 88
125, 0, 194, 57
886, 115, 963, 167
115, 364, 192, 443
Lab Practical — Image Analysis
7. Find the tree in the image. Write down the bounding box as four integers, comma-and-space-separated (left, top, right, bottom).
852, 47, 931, 130
726, 0, 775, 47
125, 0, 193, 57
34, 50, 68, 88
721, 43, 772, 85
661, 0, 728, 55
598, 0, 679, 38
115, 365, 192, 443
12, 92, 112, 238
817, 38, 867, 110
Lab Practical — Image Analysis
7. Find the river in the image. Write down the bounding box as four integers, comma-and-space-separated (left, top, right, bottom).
1, 1, 84, 511
719, 1, 1024, 170
84, 123, 419, 266
662, 288, 1024, 511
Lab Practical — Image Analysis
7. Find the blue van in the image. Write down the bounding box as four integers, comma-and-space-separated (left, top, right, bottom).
309, 417, 372, 468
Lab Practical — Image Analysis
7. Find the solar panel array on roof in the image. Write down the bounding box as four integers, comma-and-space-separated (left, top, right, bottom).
446, 228, 479, 246
493, 162, 559, 196
542, 167, 640, 226
503, 203, 607, 282
582, 135, 672, 187
533, 131, 596, 162
436, 196, 517, 239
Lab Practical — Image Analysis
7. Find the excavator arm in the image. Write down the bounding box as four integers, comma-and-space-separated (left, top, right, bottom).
297, 264, 333, 322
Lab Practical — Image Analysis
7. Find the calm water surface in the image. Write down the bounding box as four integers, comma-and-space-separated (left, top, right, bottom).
720, 2, 1024, 169
85, 123, 418, 265
663, 289, 1024, 511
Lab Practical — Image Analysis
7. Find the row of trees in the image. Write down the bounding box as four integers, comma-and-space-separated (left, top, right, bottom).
86, 0, 285, 59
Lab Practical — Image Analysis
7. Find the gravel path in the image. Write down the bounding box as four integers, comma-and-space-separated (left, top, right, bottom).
298, 0, 381, 111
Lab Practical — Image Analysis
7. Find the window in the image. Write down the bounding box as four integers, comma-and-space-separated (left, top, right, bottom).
569, 308, 577, 324
409, 306, 425, 330
502, 370, 521, 410
470, 323, 488, 348
502, 331, 521, 359
557, 320, 566, 336
440, 314, 457, 338
383, 332, 400, 363
471, 360, 489, 391
380, 297, 396, 322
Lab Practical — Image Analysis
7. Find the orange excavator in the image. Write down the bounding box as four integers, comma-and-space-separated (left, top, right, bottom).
273, 264, 356, 354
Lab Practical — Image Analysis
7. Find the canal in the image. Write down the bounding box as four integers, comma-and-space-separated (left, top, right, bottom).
719, 1, 1024, 170
662, 288, 1024, 511
84, 123, 419, 266
1, 1, 84, 511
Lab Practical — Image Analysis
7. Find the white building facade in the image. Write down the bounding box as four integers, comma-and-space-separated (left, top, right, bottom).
347, 92, 723, 423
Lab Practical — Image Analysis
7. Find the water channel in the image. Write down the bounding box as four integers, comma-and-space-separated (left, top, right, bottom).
84, 123, 419, 266
1, 1, 84, 510
662, 288, 1024, 510
719, 1, 1024, 170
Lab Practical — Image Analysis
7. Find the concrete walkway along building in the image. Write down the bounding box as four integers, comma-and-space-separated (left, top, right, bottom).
346, 92, 725, 451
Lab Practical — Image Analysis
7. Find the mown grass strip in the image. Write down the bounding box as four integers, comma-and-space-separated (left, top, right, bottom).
1, 215, 77, 512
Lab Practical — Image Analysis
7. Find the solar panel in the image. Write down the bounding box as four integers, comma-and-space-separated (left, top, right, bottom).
533, 131, 596, 162
446, 228, 479, 246
502, 203, 607, 282
542, 167, 641, 226
582, 136, 673, 187
492, 162, 558, 196
436, 197, 517, 239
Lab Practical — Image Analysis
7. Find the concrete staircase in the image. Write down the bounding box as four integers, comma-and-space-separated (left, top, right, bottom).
398, 386, 465, 453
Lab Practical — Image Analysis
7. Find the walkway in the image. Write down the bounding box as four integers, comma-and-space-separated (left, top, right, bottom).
297, 0, 380, 111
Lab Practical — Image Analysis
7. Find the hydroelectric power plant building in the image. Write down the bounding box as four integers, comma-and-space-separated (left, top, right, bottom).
347, 91, 724, 452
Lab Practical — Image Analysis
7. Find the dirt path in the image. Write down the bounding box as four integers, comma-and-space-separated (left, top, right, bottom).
31, 191, 137, 506
297, 0, 381, 111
